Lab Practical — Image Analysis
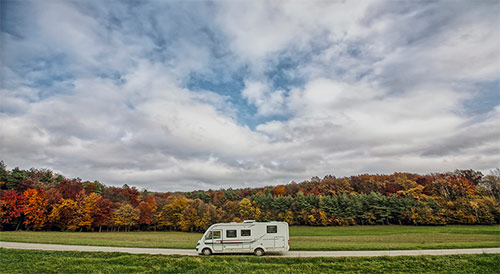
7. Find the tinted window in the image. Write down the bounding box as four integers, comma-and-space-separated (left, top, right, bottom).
226, 230, 237, 238
241, 229, 251, 236
213, 230, 221, 239
267, 225, 277, 233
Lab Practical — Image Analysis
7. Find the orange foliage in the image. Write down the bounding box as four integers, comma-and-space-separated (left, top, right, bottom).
23, 189, 48, 230
272, 185, 286, 197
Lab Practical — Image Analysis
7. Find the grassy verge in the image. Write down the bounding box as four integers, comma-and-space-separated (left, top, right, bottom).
1, 248, 499, 274
289, 225, 500, 250
1, 225, 498, 250
0, 231, 199, 249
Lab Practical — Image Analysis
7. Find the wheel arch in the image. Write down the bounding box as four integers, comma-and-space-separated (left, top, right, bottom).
253, 246, 266, 253
201, 247, 214, 254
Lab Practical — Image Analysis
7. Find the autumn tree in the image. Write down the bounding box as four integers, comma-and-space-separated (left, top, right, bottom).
113, 203, 140, 231
23, 189, 48, 230
318, 177, 353, 196
156, 195, 188, 230
58, 179, 84, 200
77, 192, 101, 231
138, 195, 157, 228
0, 190, 25, 230
219, 200, 240, 223
2, 162, 499, 231
272, 185, 287, 197
239, 198, 261, 220
94, 197, 114, 231
49, 198, 79, 231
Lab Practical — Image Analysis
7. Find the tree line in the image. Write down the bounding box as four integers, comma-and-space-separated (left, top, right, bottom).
0, 161, 498, 232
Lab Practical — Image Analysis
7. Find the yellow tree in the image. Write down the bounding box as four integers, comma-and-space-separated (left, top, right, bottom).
113, 203, 140, 231
181, 199, 218, 232
239, 198, 261, 220
157, 195, 188, 230
49, 198, 78, 231
179, 201, 197, 232
284, 210, 294, 225
200, 203, 217, 230
77, 192, 100, 231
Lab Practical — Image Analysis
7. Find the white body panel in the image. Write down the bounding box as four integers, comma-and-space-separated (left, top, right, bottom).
196, 221, 289, 255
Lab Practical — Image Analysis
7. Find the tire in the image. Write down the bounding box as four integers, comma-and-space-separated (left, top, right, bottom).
254, 248, 265, 256
202, 248, 212, 256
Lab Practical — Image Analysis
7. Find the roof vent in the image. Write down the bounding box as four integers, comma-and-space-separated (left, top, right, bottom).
243, 220, 256, 223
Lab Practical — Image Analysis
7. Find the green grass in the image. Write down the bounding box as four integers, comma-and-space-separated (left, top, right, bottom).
0, 231, 199, 249
289, 225, 500, 250
1, 225, 498, 251
1, 248, 499, 274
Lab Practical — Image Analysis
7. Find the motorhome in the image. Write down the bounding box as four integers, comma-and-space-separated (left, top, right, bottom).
196, 220, 289, 256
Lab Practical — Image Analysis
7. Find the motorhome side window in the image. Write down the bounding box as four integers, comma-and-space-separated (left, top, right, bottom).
226, 230, 237, 238
267, 225, 277, 233
241, 229, 251, 236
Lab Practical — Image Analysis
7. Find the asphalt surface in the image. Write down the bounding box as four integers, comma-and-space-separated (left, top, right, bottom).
1, 241, 499, 257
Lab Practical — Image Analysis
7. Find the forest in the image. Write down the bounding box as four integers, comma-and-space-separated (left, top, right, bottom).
1, 161, 499, 232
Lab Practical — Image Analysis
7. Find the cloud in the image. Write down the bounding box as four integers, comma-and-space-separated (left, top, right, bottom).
241, 81, 286, 116
1, 0, 499, 191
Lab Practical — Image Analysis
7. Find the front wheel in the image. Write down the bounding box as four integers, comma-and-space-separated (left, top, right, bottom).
202, 248, 212, 256
254, 248, 265, 256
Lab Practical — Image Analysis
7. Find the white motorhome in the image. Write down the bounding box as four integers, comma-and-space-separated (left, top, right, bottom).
196, 220, 289, 256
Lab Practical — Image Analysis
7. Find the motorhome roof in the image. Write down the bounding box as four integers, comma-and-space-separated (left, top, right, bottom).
211, 221, 287, 226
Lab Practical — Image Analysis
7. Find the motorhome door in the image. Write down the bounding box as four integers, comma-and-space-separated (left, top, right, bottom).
211, 229, 223, 252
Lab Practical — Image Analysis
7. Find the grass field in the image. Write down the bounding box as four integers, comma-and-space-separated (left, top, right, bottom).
1, 248, 499, 274
1, 225, 499, 251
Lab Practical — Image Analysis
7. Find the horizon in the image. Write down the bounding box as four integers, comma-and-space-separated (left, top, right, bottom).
1, 0, 499, 192
1, 161, 495, 193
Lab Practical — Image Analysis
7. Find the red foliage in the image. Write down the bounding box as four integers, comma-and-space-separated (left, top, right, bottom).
102, 186, 140, 207
0, 190, 25, 224
93, 197, 114, 227
58, 180, 83, 200
45, 188, 63, 205
138, 196, 157, 225
123, 186, 140, 207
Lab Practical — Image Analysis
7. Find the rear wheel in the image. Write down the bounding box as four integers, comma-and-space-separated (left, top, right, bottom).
202, 248, 212, 256
254, 248, 265, 256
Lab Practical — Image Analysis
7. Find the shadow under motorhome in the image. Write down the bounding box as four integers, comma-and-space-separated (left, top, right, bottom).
196, 220, 289, 256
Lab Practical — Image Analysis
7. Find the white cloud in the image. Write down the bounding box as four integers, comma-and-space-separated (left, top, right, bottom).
1, 0, 499, 191
241, 81, 286, 116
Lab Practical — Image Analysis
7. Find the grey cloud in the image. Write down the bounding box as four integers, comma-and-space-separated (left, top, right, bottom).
1, 0, 499, 192
422, 111, 500, 157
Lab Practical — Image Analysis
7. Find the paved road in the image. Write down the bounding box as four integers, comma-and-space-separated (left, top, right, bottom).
1, 241, 499, 257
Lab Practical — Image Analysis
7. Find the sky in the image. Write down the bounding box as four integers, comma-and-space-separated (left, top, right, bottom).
1, 0, 499, 192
